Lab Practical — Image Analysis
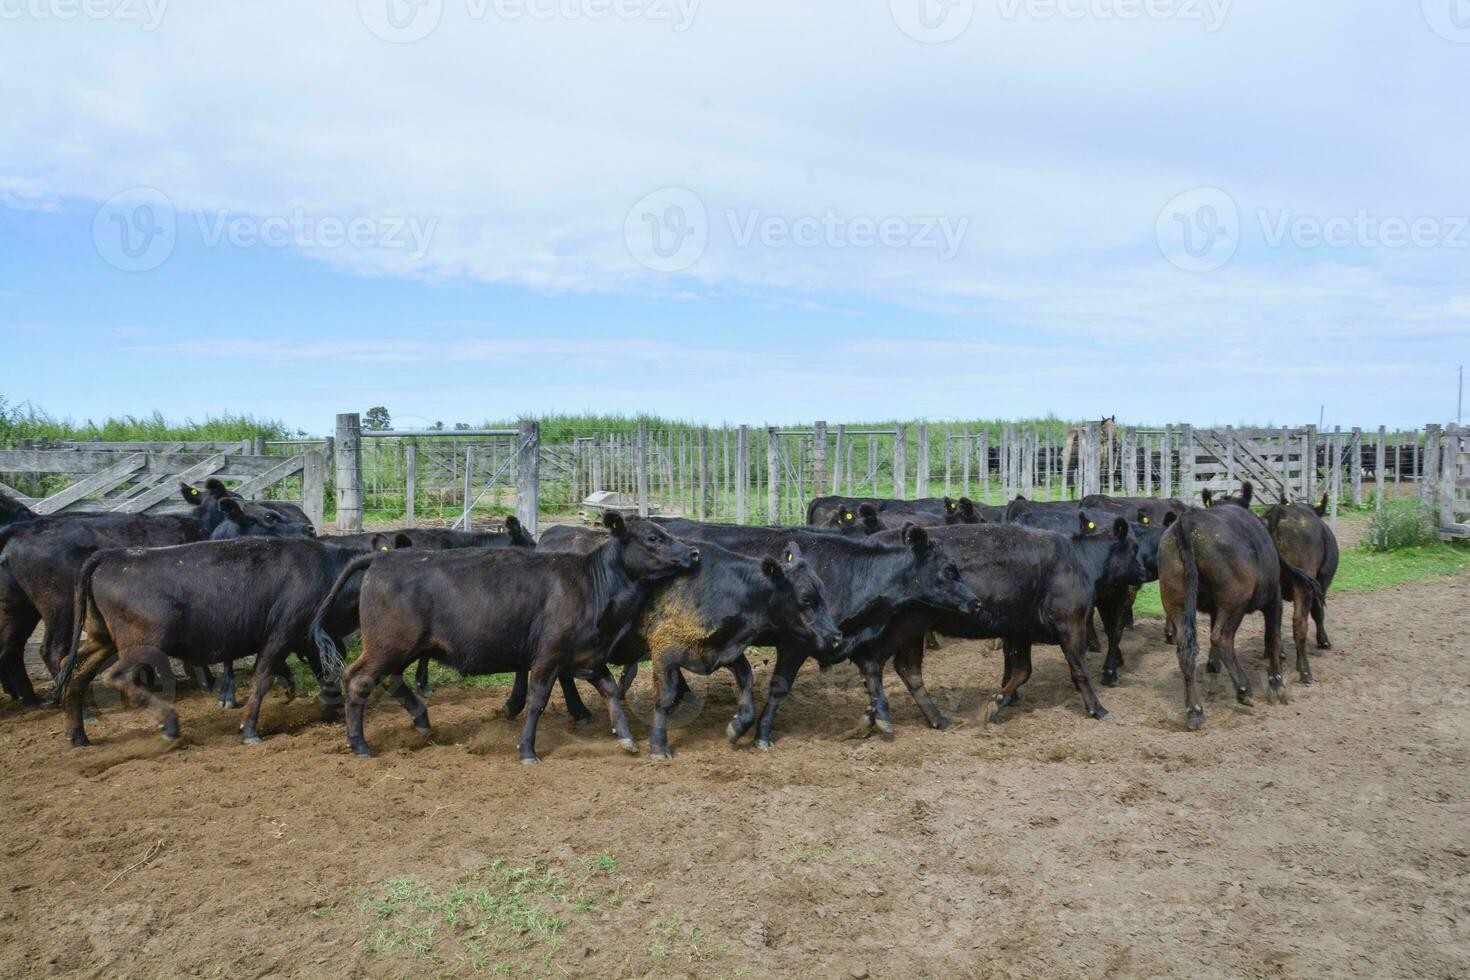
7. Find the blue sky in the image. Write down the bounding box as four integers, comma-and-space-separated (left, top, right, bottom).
2, 0, 1467, 434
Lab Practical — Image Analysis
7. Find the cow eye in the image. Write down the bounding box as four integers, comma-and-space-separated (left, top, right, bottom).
801, 595, 818, 608
946, 565, 960, 580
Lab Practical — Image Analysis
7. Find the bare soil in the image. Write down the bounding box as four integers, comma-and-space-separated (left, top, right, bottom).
2, 576, 1467, 978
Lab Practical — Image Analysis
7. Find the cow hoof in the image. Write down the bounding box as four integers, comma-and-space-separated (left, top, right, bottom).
1186, 708, 1205, 731
754, 738, 773, 751
571, 716, 592, 729
979, 697, 1001, 728
1317, 640, 1333, 651
69, 732, 90, 748
875, 719, 895, 741
649, 750, 672, 762
725, 721, 741, 742
1266, 680, 1289, 705
1205, 660, 1221, 675
617, 737, 638, 754
242, 734, 263, 746
1298, 671, 1314, 685
519, 754, 541, 766
416, 686, 434, 699
320, 705, 342, 722
1090, 706, 1110, 721
932, 716, 957, 731
1102, 670, 1120, 688
348, 740, 373, 758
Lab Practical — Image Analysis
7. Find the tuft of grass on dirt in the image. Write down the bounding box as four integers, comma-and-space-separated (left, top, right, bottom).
647, 911, 730, 965
347, 856, 625, 974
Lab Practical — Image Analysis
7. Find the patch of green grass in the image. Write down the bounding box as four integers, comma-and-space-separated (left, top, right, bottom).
648, 911, 729, 964
349, 857, 622, 973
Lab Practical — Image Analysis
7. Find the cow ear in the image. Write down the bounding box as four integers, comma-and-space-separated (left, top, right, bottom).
1078, 511, 1096, 534
602, 511, 628, 538
760, 555, 785, 581
1240, 482, 1254, 506
1315, 493, 1328, 516
218, 497, 248, 522
505, 515, 521, 533
945, 496, 957, 512
1113, 516, 1130, 540
1137, 508, 1150, 525
1201, 489, 1213, 508
180, 482, 203, 504
394, 532, 413, 549
784, 541, 803, 563
1162, 511, 1178, 528
958, 497, 977, 518
205, 478, 230, 497
903, 523, 929, 554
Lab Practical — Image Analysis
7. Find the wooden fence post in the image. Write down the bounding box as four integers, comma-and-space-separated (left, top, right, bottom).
404, 442, 416, 527
916, 424, 929, 497
1304, 425, 1317, 500
1081, 422, 1097, 497
302, 450, 325, 531
636, 422, 649, 518
334, 412, 363, 532
766, 427, 780, 523
516, 420, 539, 536
961, 434, 971, 497
1161, 425, 1173, 499
1123, 427, 1138, 495
1180, 424, 1194, 503
698, 428, 711, 520
1375, 425, 1386, 509
1423, 425, 1442, 514
831, 425, 845, 495
1440, 425, 1460, 537
1350, 427, 1362, 506
1329, 425, 1341, 529
736, 425, 749, 524
812, 421, 828, 501
979, 430, 990, 503
462, 445, 474, 530
893, 425, 907, 499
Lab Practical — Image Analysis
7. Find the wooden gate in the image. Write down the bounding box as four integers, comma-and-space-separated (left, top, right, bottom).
1179, 427, 1310, 501
1440, 424, 1469, 540
0, 442, 324, 528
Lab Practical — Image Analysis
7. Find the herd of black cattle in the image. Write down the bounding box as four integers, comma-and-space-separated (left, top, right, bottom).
0, 475, 1339, 764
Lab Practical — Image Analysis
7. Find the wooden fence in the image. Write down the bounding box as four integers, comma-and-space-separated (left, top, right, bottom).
0, 440, 326, 528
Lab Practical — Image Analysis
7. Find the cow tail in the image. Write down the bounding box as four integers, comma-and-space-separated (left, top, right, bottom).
308, 554, 376, 681
54, 551, 105, 704
1281, 559, 1325, 611
1174, 518, 1200, 670
0, 525, 16, 565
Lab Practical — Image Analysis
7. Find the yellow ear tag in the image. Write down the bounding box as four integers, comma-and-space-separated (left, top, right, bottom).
381, 546, 389, 551
844, 512, 853, 521
948, 502, 956, 510
1142, 516, 1150, 524
1088, 521, 1096, 529
785, 552, 793, 562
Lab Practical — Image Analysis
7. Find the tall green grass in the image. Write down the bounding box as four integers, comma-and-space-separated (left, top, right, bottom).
0, 395, 292, 445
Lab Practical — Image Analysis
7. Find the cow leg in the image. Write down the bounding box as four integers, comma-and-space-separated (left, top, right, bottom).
1085, 609, 1102, 653
725, 655, 757, 743
515, 663, 559, 765
852, 653, 894, 740
192, 663, 214, 693
387, 674, 431, 733
924, 630, 942, 651
240, 656, 280, 745
62, 636, 116, 747
1058, 620, 1109, 721
893, 641, 952, 730
216, 661, 240, 709
560, 675, 594, 726
1122, 586, 1138, 629
753, 648, 807, 750
983, 638, 1032, 725
1262, 599, 1288, 705
648, 655, 683, 761
0, 603, 42, 706
1312, 591, 1332, 650
617, 661, 639, 699
586, 666, 636, 754
343, 647, 407, 759
1163, 621, 1176, 644
1210, 609, 1254, 707
504, 670, 529, 719
1097, 596, 1128, 688
304, 641, 345, 721
1173, 608, 1204, 731
107, 647, 180, 741
415, 654, 433, 698
1291, 590, 1314, 685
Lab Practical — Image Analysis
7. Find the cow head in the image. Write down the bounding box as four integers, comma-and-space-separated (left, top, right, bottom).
1077, 511, 1147, 588
827, 505, 866, 536
0, 490, 36, 528
762, 542, 843, 659
858, 503, 884, 535
604, 512, 699, 580
1313, 492, 1329, 517
1130, 509, 1166, 580
901, 524, 981, 618
212, 497, 316, 539
951, 496, 980, 524
503, 515, 536, 547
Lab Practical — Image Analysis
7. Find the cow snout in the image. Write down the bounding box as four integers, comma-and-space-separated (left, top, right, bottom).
687, 546, 701, 565
968, 598, 983, 617
825, 632, 843, 652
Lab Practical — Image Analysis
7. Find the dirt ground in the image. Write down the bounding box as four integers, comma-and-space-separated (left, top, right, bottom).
1, 573, 1467, 979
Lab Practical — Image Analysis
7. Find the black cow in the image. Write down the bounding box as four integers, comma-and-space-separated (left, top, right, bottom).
1158, 504, 1323, 730
807, 495, 980, 530
530, 539, 842, 760
642, 519, 980, 747
0, 486, 311, 705
323, 517, 537, 697
1081, 493, 1190, 529
850, 515, 1145, 734
56, 537, 387, 747
0, 490, 36, 528
200, 478, 313, 526
323, 512, 699, 763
